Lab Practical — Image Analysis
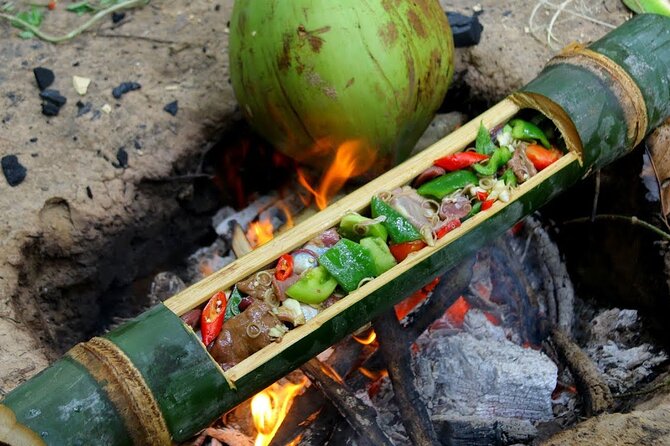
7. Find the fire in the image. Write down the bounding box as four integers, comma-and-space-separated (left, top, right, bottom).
358, 367, 388, 381
297, 140, 377, 210
444, 296, 472, 328
247, 219, 274, 248
251, 378, 308, 446
352, 329, 377, 345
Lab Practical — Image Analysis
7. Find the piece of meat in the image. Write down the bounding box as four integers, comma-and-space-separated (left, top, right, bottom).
412, 166, 446, 188
308, 228, 340, 248
180, 309, 201, 330
388, 186, 437, 245
237, 269, 278, 306
439, 195, 472, 222
209, 301, 284, 370
272, 274, 301, 302
507, 142, 537, 183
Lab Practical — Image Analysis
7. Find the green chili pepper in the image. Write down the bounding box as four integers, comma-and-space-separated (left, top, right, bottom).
319, 239, 377, 293
339, 212, 388, 242
370, 196, 422, 244
472, 147, 512, 176
359, 237, 397, 276
509, 119, 551, 148
464, 201, 483, 221
501, 169, 517, 187
475, 122, 497, 155
224, 286, 243, 320
416, 170, 479, 200
285, 266, 338, 304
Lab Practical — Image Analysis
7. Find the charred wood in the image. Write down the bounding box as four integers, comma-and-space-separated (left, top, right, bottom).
301, 358, 394, 446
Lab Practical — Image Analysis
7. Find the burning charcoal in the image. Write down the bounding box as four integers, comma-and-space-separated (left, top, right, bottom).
446, 11, 483, 47
33, 67, 54, 91
113, 147, 128, 168
39, 89, 67, 116
112, 81, 141, 99
1, 155, 27, 187
163, 100, 179, 116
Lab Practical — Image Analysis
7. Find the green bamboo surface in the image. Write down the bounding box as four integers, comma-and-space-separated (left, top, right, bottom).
1, 13, 669, 446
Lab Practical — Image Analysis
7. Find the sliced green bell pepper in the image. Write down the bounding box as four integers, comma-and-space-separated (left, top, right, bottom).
501, 168, 517, 187
370, 196, 422, 244
509, 118, 551, 148
319, 239, 377, 293
472, 147, 512, 176
339, 212, 388, 242
285, 266, 338, 304
475, 121, 497, 155
359, 237, 397, 276
416, 170, 479, 200
464, 201, 483, 221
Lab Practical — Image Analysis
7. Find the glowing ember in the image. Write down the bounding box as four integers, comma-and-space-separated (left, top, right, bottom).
444, 296, 472, 328
247, 219, 274, 248
358, 367, 388, 381
394, 277, 440, 321
251, 378, 308, 446
297, 140, 377, 210
352, 329, 377, 345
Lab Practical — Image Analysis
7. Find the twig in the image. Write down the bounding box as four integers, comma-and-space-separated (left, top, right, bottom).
301, 358, 394, 446
591, 171, 601, 222
375, 311, 440, 446
549, 325, 613, 416
0, 0, 149, 43
564, 214, 670, 241
95, 32, 196, 47
614, 377, 670, 399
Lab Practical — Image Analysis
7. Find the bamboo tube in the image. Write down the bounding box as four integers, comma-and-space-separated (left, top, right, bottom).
1, 14, 669, 446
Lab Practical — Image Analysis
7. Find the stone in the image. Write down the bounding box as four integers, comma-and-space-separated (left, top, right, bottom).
1, 155, 27, 187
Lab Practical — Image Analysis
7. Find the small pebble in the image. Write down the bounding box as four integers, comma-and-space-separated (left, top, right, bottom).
163, 100, 179, 116
111, 11, 126, 23
39, 89, 67, 116
33, 67, 54, 91
101, 103, 112, 114
29, 137, 38, 143
114, 147, 128, 168
112, 81, 141, 99
1, 155, 27, 187
86, 186, 93, 199
72, 76, 91, 96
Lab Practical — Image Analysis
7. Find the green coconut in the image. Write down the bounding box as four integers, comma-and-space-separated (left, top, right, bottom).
229, 0, 455, 170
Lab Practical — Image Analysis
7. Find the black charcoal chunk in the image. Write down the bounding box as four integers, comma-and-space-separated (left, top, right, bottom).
33, 67, 54, 91
446, 11, 483, 47
163, 100, 178, 116
111, 11, 126, 23
112, 81, 141, 99
2, 155, 27, 187
76, 100, 92, 117
39, 89, 67, 116
114, 147, 128, 168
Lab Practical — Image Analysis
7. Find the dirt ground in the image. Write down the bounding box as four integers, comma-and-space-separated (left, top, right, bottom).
0, 0, 632, 418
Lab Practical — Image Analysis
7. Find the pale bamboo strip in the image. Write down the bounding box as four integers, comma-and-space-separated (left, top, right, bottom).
225, 152, 579, 382
164, 99, 521, 316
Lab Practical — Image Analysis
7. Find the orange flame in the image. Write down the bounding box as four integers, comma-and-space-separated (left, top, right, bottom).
319, 362, 345, 385
247, 219, 274, 248
251, 378, 308, 446
352, 329, 377, 345
297, 140, 376, 210
359, 367, 389, 381
276, 201, 295, 230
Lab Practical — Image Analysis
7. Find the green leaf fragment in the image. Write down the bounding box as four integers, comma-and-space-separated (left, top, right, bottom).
224, 286, 242, 321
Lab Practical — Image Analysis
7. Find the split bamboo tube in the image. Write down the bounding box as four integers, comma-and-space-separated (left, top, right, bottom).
1, 13, 669, 446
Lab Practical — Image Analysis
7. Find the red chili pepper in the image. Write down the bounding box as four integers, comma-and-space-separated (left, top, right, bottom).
436, 219, 461, 239
526, 144, 561, 171
389, 240, 427, 262
481, 199, 495, 211
201, 291, 226, 346
434, 152, 489, 171
275, 254, 294, 281
476, 191, 489, 202
47, 0, 56, 10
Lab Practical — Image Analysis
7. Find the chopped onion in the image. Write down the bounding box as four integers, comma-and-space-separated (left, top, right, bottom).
292, 249, 319, 274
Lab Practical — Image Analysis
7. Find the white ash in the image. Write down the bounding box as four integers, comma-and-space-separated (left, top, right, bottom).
214, 194, 278, 237
584, 308, 668, 394
186, 238, 235, 283
414, 309, 557, 422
